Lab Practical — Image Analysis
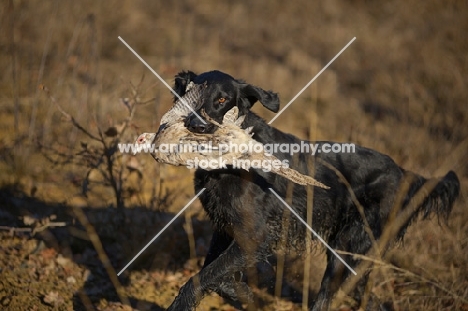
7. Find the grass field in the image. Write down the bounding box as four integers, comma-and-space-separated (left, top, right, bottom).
0, 0, 467, 310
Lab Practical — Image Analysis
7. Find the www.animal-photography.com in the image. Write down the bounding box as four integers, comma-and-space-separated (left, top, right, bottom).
0, 1, 466, 310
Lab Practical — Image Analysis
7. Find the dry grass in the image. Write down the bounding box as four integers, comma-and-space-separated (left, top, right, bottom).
0, 0, 467, 310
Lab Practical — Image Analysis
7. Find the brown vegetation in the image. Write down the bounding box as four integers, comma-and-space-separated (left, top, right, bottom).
0, 0, 467, 310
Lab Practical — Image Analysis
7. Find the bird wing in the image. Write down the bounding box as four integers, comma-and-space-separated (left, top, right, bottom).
159, 82, 206, 127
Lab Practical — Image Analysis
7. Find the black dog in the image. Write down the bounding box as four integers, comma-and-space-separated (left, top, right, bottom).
166, 70, 460, 310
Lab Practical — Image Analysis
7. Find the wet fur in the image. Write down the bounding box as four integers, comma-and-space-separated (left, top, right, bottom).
166, 70, 460, 311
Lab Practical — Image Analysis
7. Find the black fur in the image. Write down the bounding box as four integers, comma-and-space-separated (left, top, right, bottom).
166, 70, 460, 311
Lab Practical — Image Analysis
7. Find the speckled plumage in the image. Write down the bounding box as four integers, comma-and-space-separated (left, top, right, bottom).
159, 81, 206, 127
136, 104, 329, 188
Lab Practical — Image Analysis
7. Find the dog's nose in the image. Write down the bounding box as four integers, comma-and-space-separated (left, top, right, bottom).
188, 117, 206, 133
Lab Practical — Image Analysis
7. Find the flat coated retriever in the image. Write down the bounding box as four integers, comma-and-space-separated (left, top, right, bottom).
165, 70, 460, 310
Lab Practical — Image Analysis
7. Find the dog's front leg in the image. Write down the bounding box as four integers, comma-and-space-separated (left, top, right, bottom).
166, 241, 253, 311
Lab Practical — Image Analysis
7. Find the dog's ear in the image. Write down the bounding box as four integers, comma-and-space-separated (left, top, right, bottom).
240, 84, 280, 113
173, 71, 197, 101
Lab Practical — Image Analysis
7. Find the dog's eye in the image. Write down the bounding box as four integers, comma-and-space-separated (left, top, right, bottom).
218, 97, 226, 104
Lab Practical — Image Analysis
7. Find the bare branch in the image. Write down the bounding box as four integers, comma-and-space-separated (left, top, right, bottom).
40, 84, 101, 142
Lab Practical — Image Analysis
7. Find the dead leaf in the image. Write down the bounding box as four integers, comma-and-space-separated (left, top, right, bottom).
40, 248, 57, 260
104, 127, 118, 137
22, 215, 37, 226
43, 291, 64, 306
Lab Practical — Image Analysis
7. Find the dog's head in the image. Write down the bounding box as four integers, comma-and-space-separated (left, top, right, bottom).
173, 70, 279, 133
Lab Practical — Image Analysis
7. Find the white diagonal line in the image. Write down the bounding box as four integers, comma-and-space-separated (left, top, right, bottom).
269, 37, 356, 124
117, 188, 206, 276
269, 188, 357, 275
118, 36, 206, 124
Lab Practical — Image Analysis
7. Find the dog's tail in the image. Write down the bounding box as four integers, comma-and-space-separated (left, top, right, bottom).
415, 170, 460, 220
394, 170, 460, 239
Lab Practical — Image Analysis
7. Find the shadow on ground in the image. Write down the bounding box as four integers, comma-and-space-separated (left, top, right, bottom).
0, 184, 212, 310
0, 184, 322, 310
